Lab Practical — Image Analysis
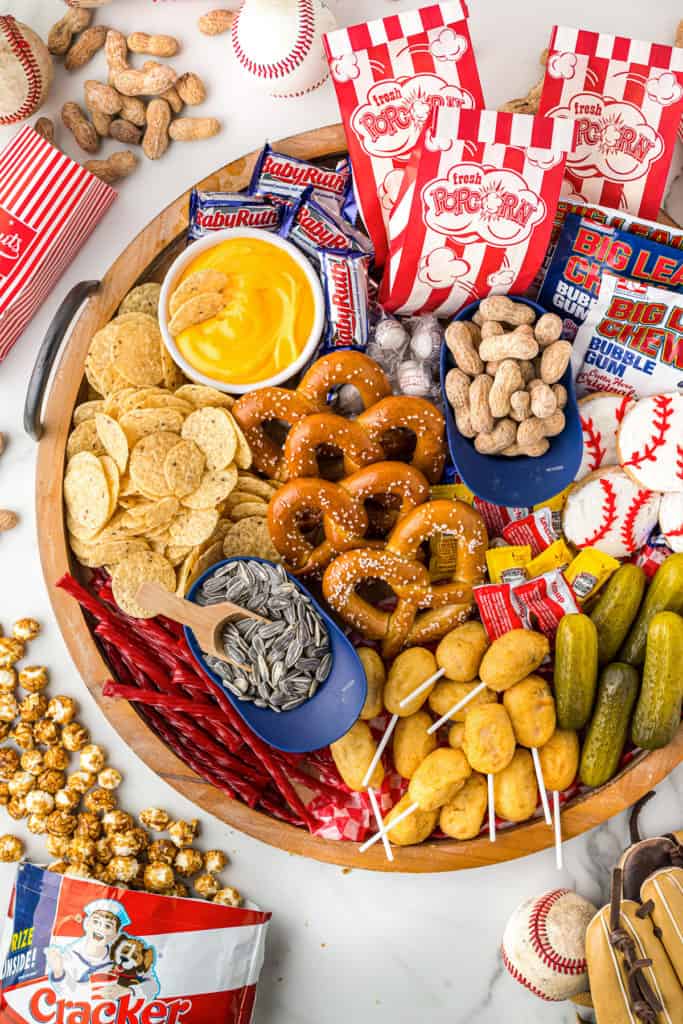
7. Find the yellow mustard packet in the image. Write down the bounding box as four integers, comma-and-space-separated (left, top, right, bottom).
430, 483, 475, 505
485, 545, 531, 585
526, 538, 574, 578
564, 548, 620, 603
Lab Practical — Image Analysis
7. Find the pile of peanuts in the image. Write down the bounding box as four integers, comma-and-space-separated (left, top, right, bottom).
0, 619, 240, 907
46, 9, 219, 183
444, 296, 572, 458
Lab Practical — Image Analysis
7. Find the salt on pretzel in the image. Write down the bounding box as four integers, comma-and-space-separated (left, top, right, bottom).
387, 499, 488, 644
326, 461, 430, 550
267, 478, 369, 575
298, 350, 392, 411
357, 397, 446, 483
322, 549, 432, 659
232, 387, 318, 479
283, 413, 384, 479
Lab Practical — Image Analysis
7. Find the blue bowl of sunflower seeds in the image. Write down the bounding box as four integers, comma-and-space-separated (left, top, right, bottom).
184, 557, 367, 753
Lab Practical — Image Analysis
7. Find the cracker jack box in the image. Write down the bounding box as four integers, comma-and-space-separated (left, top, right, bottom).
571, 273, 683, 397
538, 213, 683, 337
0, 864, 270, 1024
323, 2, 485, 269
538, 26, 683, 222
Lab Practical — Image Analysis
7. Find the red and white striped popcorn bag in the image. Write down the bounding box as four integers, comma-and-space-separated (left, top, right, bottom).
380, 108, 577, 316
538, 26, 683, 221
323, 2, 484, 268
0, 126, 116, 363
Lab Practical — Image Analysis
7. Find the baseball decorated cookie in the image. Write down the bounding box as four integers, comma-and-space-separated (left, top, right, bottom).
502, 889, 597, 1001
577, 392, 633, 480
617, 392, 683, 493
0, 16, 53, 126
659, 492, 683, 553
562, 466, 661, 558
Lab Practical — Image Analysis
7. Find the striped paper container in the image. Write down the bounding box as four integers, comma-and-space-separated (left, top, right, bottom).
0, 125, 116, 364
539, 26, 683, 221
381, 108, 577, 316
323, 2, 484, 269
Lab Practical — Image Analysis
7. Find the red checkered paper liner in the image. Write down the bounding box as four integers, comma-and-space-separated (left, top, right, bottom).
538, 26, 683, 221
323, 2, 484, 269
381, 108, 576, 315
0, 126, 116, 363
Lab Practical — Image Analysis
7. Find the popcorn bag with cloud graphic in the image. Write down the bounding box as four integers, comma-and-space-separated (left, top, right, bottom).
539, 27, 683, 221
380, 108, 576, 316
322, 2, 484, 268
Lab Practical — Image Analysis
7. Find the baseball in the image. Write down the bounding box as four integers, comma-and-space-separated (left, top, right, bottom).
502, 888, 597, 1001
0, 17, 53, 126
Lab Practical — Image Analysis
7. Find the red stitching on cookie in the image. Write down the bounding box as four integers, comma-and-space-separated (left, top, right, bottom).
677, 444, 683, 483
621, 394, 672, 471
528, 889, 586, 976
501, 946, 555, 1001
581, 478, 617, 547
0, 16, 42, 126
615, 395, 631, 423
620, 488, 653, 554
580, 414, 606, 473
231, 0, 315, 82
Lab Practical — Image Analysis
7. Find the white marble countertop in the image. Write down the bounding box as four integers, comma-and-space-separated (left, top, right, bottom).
1, 1, 682, 1021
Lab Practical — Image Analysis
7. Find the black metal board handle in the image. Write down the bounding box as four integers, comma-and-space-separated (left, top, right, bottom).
23, 280, 100, 441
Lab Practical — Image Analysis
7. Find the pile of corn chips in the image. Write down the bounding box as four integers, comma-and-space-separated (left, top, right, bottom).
64, 283, 281, 617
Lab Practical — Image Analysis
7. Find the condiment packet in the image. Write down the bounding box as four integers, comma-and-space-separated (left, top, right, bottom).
564, 547, 620, 601
533, 485, 572, 522
473, 498, 528, 538
525, 538, 574, 577
323, 2, 485, 268
502, 508, 558, 556
430, 482, 476, 505
248, 142, 353, 211
320, 248, 371, 350
429, 532, 460, 580
0, 863, 270, 1024
571, 273, 683, 398
280, 187, 372, 265
485, 545, 531, 584
474, 582, 529, 639
538, 26, 683, 221
188, 190, 283, 240
632, 536, 674, 577
0, 126, 116, 364
381, 108, 576, 315
513, 570, 580, 638
538, 214, 683, 337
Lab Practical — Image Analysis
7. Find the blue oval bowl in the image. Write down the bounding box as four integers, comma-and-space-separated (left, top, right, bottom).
440, 297, 582, 507
184, 557, 367, 754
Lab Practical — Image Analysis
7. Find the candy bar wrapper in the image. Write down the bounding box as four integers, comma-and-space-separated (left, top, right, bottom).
280, 188, 372, 265
0, 126, 116, 364
538, 26, 683, 221
571, 273, 683, 397
538, 212, 683, 337
381, 109, 576, 316
323, 2, 484, 269
321, 248, 371, 349
0, 863, 271, 1024
248, 143, 353, 212
188, 190, 283, 240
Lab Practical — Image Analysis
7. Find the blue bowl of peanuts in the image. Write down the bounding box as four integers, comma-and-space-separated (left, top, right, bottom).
440, 296, 582, 507
184, 557, 367, 754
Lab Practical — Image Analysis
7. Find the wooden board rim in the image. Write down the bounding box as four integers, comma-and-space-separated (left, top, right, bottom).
35, 122, 683, 872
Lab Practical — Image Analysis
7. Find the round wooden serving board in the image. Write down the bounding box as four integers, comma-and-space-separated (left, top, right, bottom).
35, 123, 683, 872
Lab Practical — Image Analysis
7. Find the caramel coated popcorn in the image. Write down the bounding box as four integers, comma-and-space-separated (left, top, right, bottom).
54, 788, 80, 812
174, 847, 202, 877
0, 834, 23, 861
83, 788, 116, 814
46, 696, 77, 725
0, 695, 18, 723
61, 722, 89, 751
144, 862, 174, 892
12, 619, 40, 642
0, 669, 16, 692
97, 767, 122, 790
25, 790, 54, 815
110, 829, 144, 857
33, 720, 59, 746
168, 819, 198, 848
75, 812, 102, 840
10, 723, 34, 749
103, 810, 134, 834
194, 873, 219, 899
8, 772, 35, 798
148, 839, 177, 865
0, 638, 24, 668
79, 744, 105, 773
37, 769, 66, 795
0, 748, 20, 778
18, 666, 48, 693
0, 782, 9, 806
139, 807, 170, 831
20, 749, 44, 775
213, 886, 241, 907
27, 813, 48, 835
7, 797, 26, 820
43, 746, 69, 771
46, 810, 77, 836
46, 834, 69, 858
203, 849, 228, 873
19, 694, 48, 722
67, 769, 95, 793
107, 855, 139, 883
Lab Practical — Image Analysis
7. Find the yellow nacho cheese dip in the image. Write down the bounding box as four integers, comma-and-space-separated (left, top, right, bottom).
174, 236, 316, 385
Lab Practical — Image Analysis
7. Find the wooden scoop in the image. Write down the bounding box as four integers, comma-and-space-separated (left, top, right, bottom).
135, 582, 268, 672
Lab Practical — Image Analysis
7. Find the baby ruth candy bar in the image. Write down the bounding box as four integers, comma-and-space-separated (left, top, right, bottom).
248, 142, 353, 211
188, 190, 283, 240
280, 188, 372, 265
381, 108, 576, 316
320, 248, 371, 350
538, 213, 683, 337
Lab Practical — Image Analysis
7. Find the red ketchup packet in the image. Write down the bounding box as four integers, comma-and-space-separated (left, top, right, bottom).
513, 570, 580, 639
380, 108, 576, 315
323, 2, 484, 269
0, 863, 270, 1024
502, 508, 558, 556
539, 26, 683, 220
474, 582, 528, 640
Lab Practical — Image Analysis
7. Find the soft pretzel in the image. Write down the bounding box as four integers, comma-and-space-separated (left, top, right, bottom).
298, 350, 392, 411
357, 397, 447, 482
326, 461, 430, 550
232, 387, 318, 479
322, 548, 432, 659
283, 412, 384, 479
388, 499, 487, 644
267, 478, 368, 575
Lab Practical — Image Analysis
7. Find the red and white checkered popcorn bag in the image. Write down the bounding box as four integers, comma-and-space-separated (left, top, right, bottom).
539, 26, 683, 221
381, 108, 576, 315
323, 2, 484, 269
0, 126, 116, 363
